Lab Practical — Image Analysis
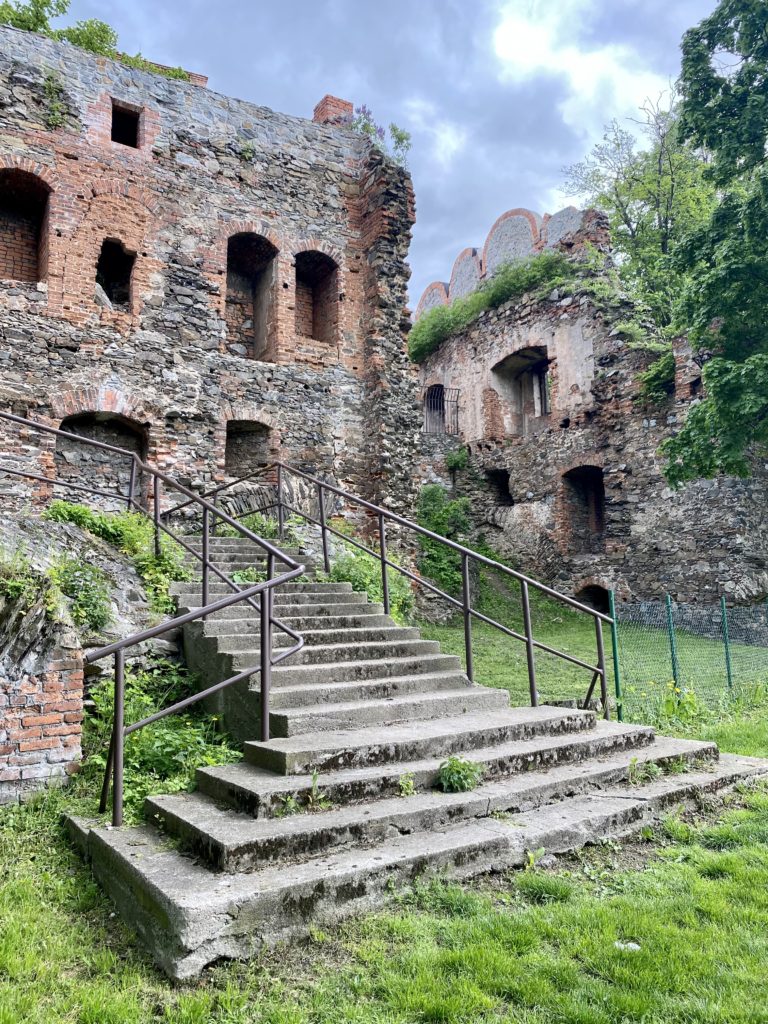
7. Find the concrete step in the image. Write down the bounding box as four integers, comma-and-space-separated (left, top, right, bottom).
198, 719, 657, 815
171, 581, 351, 599
244, 705, 596, 774
213, 625, 423, 650
184, 601, 386, 622
267, 670, 475, 709
70, 753, 768, 979
147, 733, 715, 872
268, 685, 509, 737
200, 612, 400, 635
233, 652, 463, 687
227, 639, 442, 669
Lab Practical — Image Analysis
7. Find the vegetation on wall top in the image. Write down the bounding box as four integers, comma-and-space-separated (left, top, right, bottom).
408, 250, 580, 364
0, 0, 190, 80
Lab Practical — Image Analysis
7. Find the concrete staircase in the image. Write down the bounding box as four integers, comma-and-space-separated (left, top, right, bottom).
70, 536, 768, 979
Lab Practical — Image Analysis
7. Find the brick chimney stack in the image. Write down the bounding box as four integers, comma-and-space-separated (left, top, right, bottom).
313, 95, 353, 125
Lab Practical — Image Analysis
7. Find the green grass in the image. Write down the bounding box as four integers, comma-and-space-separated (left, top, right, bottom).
3, 783, 768, 1022
2, 588, 768, 1021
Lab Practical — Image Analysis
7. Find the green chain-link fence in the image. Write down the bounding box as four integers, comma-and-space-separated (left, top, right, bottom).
612, 592, 768, 724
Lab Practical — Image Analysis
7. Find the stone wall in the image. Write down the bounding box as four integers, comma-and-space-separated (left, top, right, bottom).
417, 286, 768, 605
0, 27, 419, 514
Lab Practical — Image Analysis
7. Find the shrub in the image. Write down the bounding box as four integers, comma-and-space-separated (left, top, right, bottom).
444, 447, 469, 473
42, 501, 189, 613
0, 551, 46, 607
637, 349, 676, 404
416, 485, 472, 597
320, 547, 413, 624
82, 659, 239, 822
408, 251, 576, 363
48, 558, 112, 632
437, 755, 484, 793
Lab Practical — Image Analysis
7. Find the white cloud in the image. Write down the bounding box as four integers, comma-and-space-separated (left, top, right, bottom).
493, 0, 669, 142
403, 97, 468, 170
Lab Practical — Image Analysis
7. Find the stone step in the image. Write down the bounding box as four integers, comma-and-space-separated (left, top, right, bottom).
213, 625, 423, 651
183, 601, 385, 623
267, 670, 475, 709
198, 719, 657, 815
184, 539, 302, 552
269, 685, 509, 737
232, 652, 463, 687
227, 639, 442, 669
146, 733, 714, 872
244, 705, 596, 774
70, 753, 768, 979
172, 581, 350, 598
200, 612, 399, 635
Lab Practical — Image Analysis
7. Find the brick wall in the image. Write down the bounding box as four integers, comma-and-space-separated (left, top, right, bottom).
0, 25, 418, 515
0, 591, 83, 803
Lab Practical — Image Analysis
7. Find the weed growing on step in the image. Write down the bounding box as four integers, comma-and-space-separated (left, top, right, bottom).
43, 500, 190, 613
627, 757, 664, 786
525, 846, 547, 871
398, 772, 416, 797
231, 566, 266, 585
274, 793, 302, 818
437, 755, 484, 793
307, 770, 332, 812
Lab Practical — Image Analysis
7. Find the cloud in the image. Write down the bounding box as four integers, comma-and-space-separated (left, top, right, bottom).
493, 0, 670, 142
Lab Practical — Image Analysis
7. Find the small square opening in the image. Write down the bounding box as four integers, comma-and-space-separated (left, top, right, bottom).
111, 102, 140, 148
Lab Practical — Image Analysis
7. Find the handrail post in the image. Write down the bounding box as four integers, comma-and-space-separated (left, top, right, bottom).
153, 479, 161, 559
112, 649, 125, 827
211, 494, 218, 538
609, 590, 623, 721
461, 553, 474, 683
594, 615, 610, 720
378, 513, 390, 616
317, 481, 330, 574
201, 507, 210, 611
276, 464, 285, 539
260, 574, 273, 744
521, 580, 538, 706
127, 457, 137, 511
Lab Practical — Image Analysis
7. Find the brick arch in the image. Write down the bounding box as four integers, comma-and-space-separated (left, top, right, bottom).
414, 281, 449, 321
481, 207, 542, 278
88, 179, 158, 216
559, 454, 604, 477
216, 402, 281, 480
56, 191, 154, 318
292, 236, 343, 269
42, 383, 161, 427
210, 218, 284, 273
0, 155, 60, 193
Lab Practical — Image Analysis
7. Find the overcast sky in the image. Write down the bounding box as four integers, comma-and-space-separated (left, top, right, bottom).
63, 0, 717, 305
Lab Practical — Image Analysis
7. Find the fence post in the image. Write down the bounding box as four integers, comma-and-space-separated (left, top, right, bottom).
378, 513, 390, 616
721, 595, 734, 693
260, 572, 273, 744
665, 594, 681, 689
609, 590, 624, 722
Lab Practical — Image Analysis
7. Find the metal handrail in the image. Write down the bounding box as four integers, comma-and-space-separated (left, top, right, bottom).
0, 411, 307, 826
197, 461, 613, 717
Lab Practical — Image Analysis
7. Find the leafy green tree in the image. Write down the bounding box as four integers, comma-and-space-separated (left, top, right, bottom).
0, 0, 186, 79
564, 96, 715, 327
662, 0, 768, 483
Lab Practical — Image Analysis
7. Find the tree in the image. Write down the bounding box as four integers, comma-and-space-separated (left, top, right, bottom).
661, 0, 768, 484
0, 0, 185, 78
563, 96, 715, 328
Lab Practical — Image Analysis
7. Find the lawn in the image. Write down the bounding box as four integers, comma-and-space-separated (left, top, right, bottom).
2, 599, 768, 1023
